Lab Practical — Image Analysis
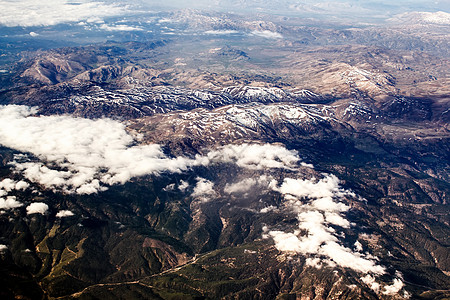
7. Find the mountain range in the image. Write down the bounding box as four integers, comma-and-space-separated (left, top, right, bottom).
0, 8, 449, 300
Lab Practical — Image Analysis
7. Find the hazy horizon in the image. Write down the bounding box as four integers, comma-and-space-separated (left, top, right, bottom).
0, 0, 449, 28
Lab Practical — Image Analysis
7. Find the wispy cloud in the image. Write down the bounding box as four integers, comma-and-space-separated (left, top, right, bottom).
251, 30, 283, 39
99, 23, 144, 32
204, 30, 239, 35
224, 175, 275, 194
389, 11, 450, 25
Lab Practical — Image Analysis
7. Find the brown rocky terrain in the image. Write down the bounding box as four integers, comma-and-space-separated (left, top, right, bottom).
0, 10, 449, 299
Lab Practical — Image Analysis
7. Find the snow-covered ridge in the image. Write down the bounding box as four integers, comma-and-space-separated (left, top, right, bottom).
133, 102, 340, 146
390, 11, 450, 25
63, 84, 326, 118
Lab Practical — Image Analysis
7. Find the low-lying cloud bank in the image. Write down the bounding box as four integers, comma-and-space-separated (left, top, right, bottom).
0, 105, 300, 195
0, 105, 406, 295
251, 30, 283, 39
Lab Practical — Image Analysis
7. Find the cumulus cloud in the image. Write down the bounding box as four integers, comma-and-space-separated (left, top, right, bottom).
206, 143, 299, 170
191, 177, 215, 200
361, 275, 381, 293
266, 208, 382, 276
354, 240, 363, 252
251, 30, 283, 39
26, 202, 49, 215
0, 106, 302, 195
163, 183, 176, 191
178, 180, 189, 192
383, 278, 404, 295
325, 212, 350, 228
320, 242, 385, 274
265, 173, 385, 275
277, 175, 345, 200
0, 196, 23, 210
0, 106, 197, 194
0, 179, 18, 192
15, 180, 30, 191
0, 178, 30, 193
361, 272, 406, 295
0, 0, 129, 27
56, 210, 74, 218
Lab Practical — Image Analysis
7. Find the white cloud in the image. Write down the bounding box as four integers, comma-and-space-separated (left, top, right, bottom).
29, 32, 39, 37
0, 105, 398, 281
354, 240, 363, 252
0, 0, 128, 27
260, 205, 277, 213
361, 275, 381, 293
26, 202, 48, 215
277, 175, 343, 200
99, 23, 143, 32
265, 172, 385, 275
0, 196, 23, 210
325, 212, 350, 228
191, 177, 215, 200
56, 210, 74, 218
207, 144, 299, 170
0, 106, 196, 194
179, 180, 189, 192
204, 30, 239, 35
15, 180, 30, 191
320, 242, 385, 274
311, 197, 349, 213
251, 30, 283, 39
0, 178, 29, 193
390, 11, 450, 25
305, 257, 323, 268
0, 105, 302, 195
268, 230, 304, 252
163, 183, 176, 191
383, 278, 404, 295
224, 175, 273, 194
0, 178, 17, 192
